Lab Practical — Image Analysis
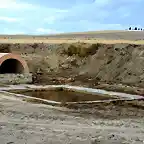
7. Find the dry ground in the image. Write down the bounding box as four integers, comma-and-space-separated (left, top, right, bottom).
0, 31, 144, 144
1, 30, 144, 44
1, 38, 144, 45
2, 41, 144, 94
0, 92, 144, 144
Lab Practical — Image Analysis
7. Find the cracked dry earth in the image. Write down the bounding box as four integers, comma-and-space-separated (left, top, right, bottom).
0, 96, 144, 144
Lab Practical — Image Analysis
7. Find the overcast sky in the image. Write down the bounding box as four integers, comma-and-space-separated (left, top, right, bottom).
0, 0, 143, 34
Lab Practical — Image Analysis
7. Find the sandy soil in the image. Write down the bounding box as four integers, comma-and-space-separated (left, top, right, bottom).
0, 94, 144, 144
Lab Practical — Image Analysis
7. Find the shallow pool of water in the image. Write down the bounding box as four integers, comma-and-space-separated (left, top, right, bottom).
9, 88, 118, 103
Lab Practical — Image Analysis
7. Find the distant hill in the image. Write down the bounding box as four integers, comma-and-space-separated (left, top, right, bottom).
0, 30, 144, 40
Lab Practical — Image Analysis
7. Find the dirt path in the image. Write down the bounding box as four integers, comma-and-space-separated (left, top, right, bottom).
0, 95, 144, 144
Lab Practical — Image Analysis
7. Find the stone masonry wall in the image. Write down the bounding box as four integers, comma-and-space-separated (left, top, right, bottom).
0, 74, 32, 84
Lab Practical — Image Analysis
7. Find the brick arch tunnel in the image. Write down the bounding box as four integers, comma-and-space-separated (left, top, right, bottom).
0, 53, 29, 74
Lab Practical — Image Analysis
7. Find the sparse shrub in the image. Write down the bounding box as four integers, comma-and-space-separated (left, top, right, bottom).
67, 45, 77, 56
32, 43, 38, 53
62, 43, 101, 57
0, 44, 11, 53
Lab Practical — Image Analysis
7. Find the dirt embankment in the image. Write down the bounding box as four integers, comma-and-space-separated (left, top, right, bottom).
1, 42, 144, 94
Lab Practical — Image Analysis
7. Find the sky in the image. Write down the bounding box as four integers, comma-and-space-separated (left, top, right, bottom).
0, 0, 143, 34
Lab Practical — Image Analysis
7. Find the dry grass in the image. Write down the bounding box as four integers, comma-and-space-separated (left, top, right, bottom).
0, 38, 144, 45
1, 30, 144, 44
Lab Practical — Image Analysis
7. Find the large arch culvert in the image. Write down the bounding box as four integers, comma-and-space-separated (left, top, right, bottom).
0, 53, 29, 74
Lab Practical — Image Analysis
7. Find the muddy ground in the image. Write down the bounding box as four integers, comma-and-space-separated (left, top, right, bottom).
0, 42, 144, 143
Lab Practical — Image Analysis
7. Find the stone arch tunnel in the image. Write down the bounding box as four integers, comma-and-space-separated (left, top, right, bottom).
0, 53, 29, 74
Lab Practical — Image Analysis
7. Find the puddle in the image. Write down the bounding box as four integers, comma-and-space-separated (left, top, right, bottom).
8, 88, 118, 103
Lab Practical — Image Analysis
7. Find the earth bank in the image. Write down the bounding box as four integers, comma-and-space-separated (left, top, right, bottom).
1, 42, 144, 95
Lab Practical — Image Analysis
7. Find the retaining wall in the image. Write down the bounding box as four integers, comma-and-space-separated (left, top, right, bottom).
0, 74, 32, 84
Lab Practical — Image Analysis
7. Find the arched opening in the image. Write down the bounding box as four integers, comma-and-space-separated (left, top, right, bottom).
0, 58, 24, 74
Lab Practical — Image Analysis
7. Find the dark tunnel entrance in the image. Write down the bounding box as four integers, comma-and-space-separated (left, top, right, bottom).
0, 59, 24, 74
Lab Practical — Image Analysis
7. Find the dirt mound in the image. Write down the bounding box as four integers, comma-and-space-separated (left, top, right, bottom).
1, 42, 144, 94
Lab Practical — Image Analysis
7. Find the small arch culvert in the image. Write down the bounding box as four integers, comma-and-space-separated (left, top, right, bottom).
0, 53, 29, 74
